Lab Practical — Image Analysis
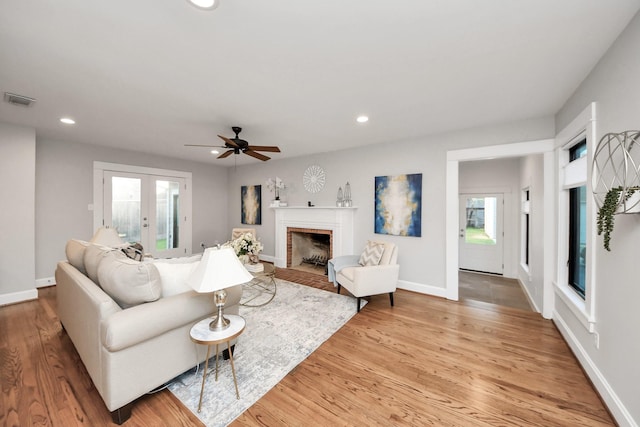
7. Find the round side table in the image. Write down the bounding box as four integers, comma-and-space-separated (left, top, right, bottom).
241, 263, 277, 307
190, 314, 246, 413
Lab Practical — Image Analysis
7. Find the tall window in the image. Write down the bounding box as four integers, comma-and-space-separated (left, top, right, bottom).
568, 140, 587, 298
522, 189, 530, 268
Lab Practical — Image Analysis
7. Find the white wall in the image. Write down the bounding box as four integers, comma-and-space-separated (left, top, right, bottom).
459, 157, 521, 278
0, 122, 36, 303
227, 116, 554, 295
555, 11, 640, 427
35, 139, 229, 280
518, 154, 545, 311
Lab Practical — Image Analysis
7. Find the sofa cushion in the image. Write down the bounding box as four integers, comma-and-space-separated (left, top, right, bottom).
65, 239, 90, 274
153, 255, 201, 297
84, 243, 121, 285
97, 251, 161, 308
359, 240, 385, 266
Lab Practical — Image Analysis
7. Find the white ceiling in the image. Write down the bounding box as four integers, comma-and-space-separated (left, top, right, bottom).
1, 0, 639, 166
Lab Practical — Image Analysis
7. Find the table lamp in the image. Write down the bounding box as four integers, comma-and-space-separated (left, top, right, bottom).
187, 246, 253, 331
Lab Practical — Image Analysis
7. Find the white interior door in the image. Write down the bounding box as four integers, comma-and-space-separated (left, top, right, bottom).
103, 171, 187, 258
459, 193, 504, 274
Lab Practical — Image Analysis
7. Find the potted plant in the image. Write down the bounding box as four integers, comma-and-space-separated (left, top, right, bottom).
597, 186, 639, 251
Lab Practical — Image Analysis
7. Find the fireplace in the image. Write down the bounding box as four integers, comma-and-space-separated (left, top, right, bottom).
287, 228, 332, 274
274, 207, 356, 269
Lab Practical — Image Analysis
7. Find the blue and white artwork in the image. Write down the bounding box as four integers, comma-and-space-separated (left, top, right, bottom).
241, 185, 261, 225
375, 173, 422, 237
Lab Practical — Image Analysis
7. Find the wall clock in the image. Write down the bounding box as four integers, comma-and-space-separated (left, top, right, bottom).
303, 165, 326, 193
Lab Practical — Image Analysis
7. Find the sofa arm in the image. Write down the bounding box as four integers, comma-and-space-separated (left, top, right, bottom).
102, 291, 213, 352
339, 264, 399, 297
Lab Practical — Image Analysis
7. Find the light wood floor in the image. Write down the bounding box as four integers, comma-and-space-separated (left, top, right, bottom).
459, 270, 533, 311
0, 270, 614, 426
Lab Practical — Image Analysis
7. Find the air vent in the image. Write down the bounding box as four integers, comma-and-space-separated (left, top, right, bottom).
4, 92, 36, 107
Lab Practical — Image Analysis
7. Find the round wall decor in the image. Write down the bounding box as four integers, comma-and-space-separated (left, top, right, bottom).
303, 165, 326, 193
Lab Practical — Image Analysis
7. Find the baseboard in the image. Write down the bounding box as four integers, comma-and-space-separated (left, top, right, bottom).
553, 310, 638, 427
0, 289, 38, 306
36, 276, 56, 288
516, 277, 540, 313
398, 280, 447, 298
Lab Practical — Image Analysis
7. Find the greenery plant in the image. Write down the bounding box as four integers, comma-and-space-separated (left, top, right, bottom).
597, 186, 638, 251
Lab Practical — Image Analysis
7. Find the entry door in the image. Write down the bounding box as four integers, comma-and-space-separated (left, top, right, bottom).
103, 171, 187, 258
459, 194, 504, 274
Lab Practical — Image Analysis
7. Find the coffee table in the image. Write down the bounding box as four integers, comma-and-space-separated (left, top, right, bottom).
240, 263, 277, 307
190, 315, 245, 412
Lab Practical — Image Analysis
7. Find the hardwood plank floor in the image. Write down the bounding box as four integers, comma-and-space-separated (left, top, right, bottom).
0, 270, 613, 426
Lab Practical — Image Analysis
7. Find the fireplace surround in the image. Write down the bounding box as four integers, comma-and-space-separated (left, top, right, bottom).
274, 207, 356, 269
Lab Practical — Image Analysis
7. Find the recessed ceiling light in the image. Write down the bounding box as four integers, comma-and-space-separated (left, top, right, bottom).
356, 115, 369, 123
60, 117, 76, 125
210, 149, 219, 155
187, 0, 219, 10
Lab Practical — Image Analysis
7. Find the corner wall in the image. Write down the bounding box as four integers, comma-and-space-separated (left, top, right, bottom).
555, 11, 640, 426
0, 122, 36, 303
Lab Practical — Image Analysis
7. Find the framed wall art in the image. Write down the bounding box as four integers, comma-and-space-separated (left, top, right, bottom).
241, 185, 262, 225
374, 173, 422, 237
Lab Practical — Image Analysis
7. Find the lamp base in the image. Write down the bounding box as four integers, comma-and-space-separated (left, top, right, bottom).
209, 290, 230, 331
209, 313, 230, 331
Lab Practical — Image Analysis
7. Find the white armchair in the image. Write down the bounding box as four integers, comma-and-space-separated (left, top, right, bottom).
334, 241, 399, 312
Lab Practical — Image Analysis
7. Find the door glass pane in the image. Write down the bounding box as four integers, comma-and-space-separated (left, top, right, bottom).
465, 197, 497, 245
112, 177, 141, 243
156, 180, 180, 251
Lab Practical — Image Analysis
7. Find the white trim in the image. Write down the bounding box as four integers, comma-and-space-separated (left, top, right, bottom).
0, 289, 38, 306
554, 102, 598, 330
36, 277, 56, 288
553, 311, 638, 427
446, 139, 555, 313
517, 277, 539, 312
398, 280, 447, 298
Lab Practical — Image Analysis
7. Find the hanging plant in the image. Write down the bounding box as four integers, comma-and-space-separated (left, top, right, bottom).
596, 186, 638, 251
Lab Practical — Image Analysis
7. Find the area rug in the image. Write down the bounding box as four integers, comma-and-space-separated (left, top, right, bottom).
168, 279, 362, 427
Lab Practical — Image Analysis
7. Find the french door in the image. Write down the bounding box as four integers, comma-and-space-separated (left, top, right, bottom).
102, 171, 188, 258
459, 193, 504, 274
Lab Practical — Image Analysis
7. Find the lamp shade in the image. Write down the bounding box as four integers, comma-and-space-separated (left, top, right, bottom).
90, 226, 124, 247
186, 247, 253, 293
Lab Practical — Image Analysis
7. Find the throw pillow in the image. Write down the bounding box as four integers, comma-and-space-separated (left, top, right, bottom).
359, 241, 385, 266
84, 243, 123, 285
65, 239, 90, 274
97, 251, 161, 308
153, 258, 201, 297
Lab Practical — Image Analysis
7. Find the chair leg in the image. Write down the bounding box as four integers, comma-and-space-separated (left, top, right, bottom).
337, 283, 341, 294
389, 292, 394, 307
356, 297, 361, 312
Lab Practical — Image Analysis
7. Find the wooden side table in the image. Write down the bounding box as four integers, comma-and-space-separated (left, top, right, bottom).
190, 314, 246, 412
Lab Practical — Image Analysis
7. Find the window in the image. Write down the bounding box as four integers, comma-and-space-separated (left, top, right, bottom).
567, 140, 587, 299
521, 189, 530, 268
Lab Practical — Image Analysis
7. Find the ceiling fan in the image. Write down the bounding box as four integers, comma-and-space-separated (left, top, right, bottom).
185, 126, 281, 161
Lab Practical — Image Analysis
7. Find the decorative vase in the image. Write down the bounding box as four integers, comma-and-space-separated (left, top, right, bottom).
238, 254, 249, 264
336, 186, 344, 207
249, 254, 260, 264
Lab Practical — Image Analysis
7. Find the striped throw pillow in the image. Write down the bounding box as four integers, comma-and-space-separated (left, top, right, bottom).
359, 241, 385, 266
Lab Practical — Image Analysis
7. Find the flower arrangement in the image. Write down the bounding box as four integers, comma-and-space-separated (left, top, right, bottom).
228, 232, 263, 262
266, 177, 285, 200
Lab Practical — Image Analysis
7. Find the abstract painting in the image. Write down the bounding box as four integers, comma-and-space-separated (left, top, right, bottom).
241, 185, 261, 225
375, 173, 422, 237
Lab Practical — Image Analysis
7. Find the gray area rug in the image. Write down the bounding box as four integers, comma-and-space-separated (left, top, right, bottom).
168, 279, 362, 426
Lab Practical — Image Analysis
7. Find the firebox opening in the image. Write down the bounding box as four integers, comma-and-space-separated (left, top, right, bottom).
287, 228, 332, 276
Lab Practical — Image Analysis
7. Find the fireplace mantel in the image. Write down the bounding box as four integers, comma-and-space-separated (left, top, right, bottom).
273, 206, 357, 268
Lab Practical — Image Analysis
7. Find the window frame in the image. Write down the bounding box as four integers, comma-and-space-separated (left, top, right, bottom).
554, 104, 597, 333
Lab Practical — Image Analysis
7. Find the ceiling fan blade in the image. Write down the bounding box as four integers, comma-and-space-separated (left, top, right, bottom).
218, 135, 240, 148
247, 145, 281, 153
217, 150, 234, 159
244, 150, 270, 161
184, 144, 223, 148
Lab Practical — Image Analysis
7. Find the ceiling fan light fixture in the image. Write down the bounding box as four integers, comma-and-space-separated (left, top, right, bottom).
210, 149, 219, 154
187, 0, 219, 10
356, 115, 369, 123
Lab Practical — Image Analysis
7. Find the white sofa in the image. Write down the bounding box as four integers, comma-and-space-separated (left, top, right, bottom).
55, 240, 242, 424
